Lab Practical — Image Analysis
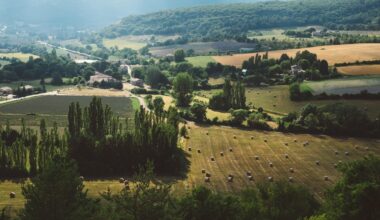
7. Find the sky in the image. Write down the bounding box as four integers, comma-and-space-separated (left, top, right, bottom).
0, 0, 266, 28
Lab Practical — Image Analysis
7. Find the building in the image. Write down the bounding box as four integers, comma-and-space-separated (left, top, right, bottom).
19, 85, 34, 92
130, 78, 144, 87
291, 65, 306, 75
88, 72, 118, 86
0, 86, 13, 95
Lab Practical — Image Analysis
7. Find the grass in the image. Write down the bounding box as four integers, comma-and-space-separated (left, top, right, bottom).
0, 96, 137, 127
0, 79, 71, 92
103, 37, 147, 50
338, 65, 380, 76
196, 85, 380, 119
0, 53, 38, 62
186, 56, 216, 67
0, 60, 10, 69
247, 26, 325, 41
213, 43, 380, 67
303, 76, 380, 95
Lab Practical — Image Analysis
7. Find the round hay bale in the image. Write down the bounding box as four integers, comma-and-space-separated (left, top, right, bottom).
188, 126, 191, 129
255, 156, 259, 160
206, 132, 209, 135
355, 145, 359, 150
188, 147, 192, 151
119, 178, 125, 183
79, 176, 84, 181
269, 162, 273, 167
228, 176, 233, 182
229, 148, 233, 152
338, 160, 342, 164
220, 152, 224, 156
324, 176, 329, 181
335, 151, 339, 155
285, 154, 289, 159
201, 169, 206, 174
9, 192, 15, 199
246, 171, 252, 176
248, 175, 253, 181
284, 143, 288, 146
294, 139, 297, 142
264, 139, 267, 142
345, 151, 349, 156
251, 136, 254, 140
316, 161, 320, 165
197, 149, 201, 153
289, 168, 294, 173
268, 176, 273, 182
210, 157, 215, 161
288, 177, 293, 182
273, 105, 276, 107
233, 135, 236, 139
205, 177, 210, 182
206, 173, 211, 177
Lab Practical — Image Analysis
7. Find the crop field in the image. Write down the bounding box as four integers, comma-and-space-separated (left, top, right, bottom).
0, 53, 38, 62
150, 41, 257, 57
196, 86, 380, 119
186, 56, 216, 67
213, 43, 380, 67
103, 35, 179, 50
0, 79, 71, 92
338, 65, 380, 76
0, 95, 138, 127
304, 76, 380, 95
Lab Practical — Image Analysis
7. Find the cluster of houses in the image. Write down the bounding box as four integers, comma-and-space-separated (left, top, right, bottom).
0, 85, 34, 99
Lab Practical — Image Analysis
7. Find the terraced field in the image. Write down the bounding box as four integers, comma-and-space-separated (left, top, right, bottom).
338, 65, 380, 76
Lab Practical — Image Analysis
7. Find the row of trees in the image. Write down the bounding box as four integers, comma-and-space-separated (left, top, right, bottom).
13, 154, 380, 220
209, 79, 246, 111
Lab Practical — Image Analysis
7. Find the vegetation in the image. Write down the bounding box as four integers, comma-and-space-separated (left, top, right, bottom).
173, 73, 194, 107
104, 0, 380, 41
209, 79, 246, 111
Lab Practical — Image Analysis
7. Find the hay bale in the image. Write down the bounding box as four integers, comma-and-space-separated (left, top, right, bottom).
188, 147, 192, 151
334, 163, 338, 168
248, 175, 253, 181
289, 168, 294, 173
206, 132, 209, 135
324, 176, 329, 181
119, 178, 125, 183
205, 177, 210, 182
229, 148, 233, 152
233, 135, 237, 139
338, 160, 342, 164
188, 126, 191, 129
210, 157, 215, 161
255, 156, 259, 160
345, 151, 350, 156
269, 162, 273, 167
220, 152, 224, 156
9, 192, 15, 199
294, 139, 297, 142
246, 171, 252, 176
316, 161, 320, 165
228, 176, 233, 182
206, 173, 211, 177
202, 169, 206, 174
251, 136, 254, 140
264, 139, 267, 142
285, 154, 289, 159
273, 105, 276, 107
355, 145, 359, 150
268, 176, 273, 182
288, 177, 293, 182
284, 143, 288, 146
197, 149, 201, 153
335, 151, 339, 155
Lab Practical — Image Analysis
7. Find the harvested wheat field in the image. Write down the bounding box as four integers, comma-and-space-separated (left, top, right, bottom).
180, 125, 380, 200
337, 65, 380, 76
213, 43, 380, 67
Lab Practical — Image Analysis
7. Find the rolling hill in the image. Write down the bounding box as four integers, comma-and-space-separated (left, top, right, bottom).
103, 0, 380, 40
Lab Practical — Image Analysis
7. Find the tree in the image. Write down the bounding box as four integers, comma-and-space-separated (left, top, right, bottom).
230, 109, 249, 126
51, 73, 63, 85
190, 103, 207, 122
173, 73, 193, 107
144, 66, 168, 89
174, 49, 186, 63
152, 96, 165, 115
20, 156, 98, 220
319, 60, 329, 75
324, 156, 380, 220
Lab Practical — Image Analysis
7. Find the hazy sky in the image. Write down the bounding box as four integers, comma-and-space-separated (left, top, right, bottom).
0, 0, 265, 27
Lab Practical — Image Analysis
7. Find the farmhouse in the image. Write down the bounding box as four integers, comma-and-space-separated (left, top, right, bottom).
20, 85, 34, 92
291, 65, 306, 75
0, 86, 13, 95
130, 78, 144, 87
88, 72, 118, 86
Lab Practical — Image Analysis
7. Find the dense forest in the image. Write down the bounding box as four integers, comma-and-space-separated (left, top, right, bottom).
103, 0, 380, 41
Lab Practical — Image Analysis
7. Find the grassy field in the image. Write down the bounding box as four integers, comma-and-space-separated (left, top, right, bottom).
186, 56, 215, 67
0, 60, 10, 68
213, 43, 380, 67
1, 124, 379, 213
338, 65, 380, 76
103, 35, 179, 50
304, 76, 380, 95
0, 79, 71, 92
196, 85, 380, 119
0, 95, 138, 127
247, 26, 325, 41
0, 53, 38, 62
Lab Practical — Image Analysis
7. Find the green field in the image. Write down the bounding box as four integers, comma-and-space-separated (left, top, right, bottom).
303, 76, 380, 95
0, 53, 39, 62
247, 26, 325, 41
186, 56, 216, 67
0, 95, 138, 127
196, 85, 380, 119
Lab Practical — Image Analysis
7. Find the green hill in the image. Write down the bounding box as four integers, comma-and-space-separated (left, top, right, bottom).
103, 0, 380, 41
